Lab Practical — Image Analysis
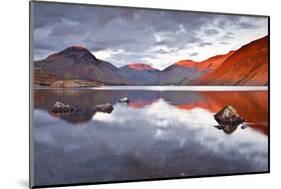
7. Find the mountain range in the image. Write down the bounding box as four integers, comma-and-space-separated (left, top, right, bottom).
34, 36, 268, 87
194, 36, 268, 85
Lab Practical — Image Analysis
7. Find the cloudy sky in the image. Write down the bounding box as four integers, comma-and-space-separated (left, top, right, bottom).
33, 2, 268, 70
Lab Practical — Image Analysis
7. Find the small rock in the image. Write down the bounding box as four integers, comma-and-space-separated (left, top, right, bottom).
93, 103, 113, 113
52, 101, 74, 113
214, 105, 245, 125
119, 97, 129, 103
241, 124, 248, 129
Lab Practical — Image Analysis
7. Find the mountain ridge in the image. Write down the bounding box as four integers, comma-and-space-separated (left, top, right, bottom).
193, 36, 268, 85
34, 36, 268, 87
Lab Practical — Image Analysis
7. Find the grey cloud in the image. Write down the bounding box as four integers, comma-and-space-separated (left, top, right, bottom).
49, 20, 86, 37
156, 40, 169, 45
215, 15, 262, 31
199, 42, 213, 47
33, 3, 205, 60
34, 40, 54, 51
90, 47, 107, 52
217, 20, 227, 29
204, 29, 219, 35
100, 51, 155, 68
220, 41, 229, 45
33, 49, 51, 60
221, 31, 235, 40
153, 49, 169, 54
33, 1, 267, 65
239, 22, 259, 29
189, 52, 198, 57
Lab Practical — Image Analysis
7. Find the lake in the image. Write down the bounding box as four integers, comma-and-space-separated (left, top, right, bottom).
32, 87, 269, 186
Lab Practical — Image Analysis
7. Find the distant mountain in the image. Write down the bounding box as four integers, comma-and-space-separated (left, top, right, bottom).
35, 46, 129, 86
126, 63, 158, 71
157, 60, 201, 85
34, 36, 268, 87
158, 51, 234, 85
119, 63, 160, 85
194, 36, 268, 85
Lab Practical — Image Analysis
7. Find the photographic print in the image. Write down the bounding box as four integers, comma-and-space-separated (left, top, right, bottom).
30, 1, 269, 188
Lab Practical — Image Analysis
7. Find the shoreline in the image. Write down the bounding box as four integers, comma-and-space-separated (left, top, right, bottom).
33, 86, 268, 91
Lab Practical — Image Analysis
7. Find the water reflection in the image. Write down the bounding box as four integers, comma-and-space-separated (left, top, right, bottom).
34, 89, 268, 135
33, 89, 268, 186
214, 125, 239, 134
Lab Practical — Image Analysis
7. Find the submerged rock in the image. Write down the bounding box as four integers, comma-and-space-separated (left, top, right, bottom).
51, 101, 74, 113
119, 97, 129, 103
214, 105, 245, 125
93, 103, 113, 113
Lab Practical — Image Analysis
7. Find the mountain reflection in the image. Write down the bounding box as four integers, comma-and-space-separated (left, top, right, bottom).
34, 89, 268, 135
33, 88, 268, 186
214, 125, 239, 135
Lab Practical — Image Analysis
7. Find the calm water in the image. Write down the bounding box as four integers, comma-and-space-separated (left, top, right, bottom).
33, 88, 268, 186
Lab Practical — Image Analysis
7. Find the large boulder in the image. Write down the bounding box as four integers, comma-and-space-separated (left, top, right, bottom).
93, 103, 113, 113
51, 101, 74, 113
214, 105, 245, 125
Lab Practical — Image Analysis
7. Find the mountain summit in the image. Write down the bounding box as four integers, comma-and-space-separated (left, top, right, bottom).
119, 63, 160, 85
126, 63, 159, 71
46, 46, 99, 64
35, 46, 129, 85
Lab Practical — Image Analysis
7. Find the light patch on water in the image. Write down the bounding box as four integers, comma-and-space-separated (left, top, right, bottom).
89, 98, 268, 166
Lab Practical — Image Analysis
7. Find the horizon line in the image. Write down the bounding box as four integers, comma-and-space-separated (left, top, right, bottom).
34, 86, 268, 91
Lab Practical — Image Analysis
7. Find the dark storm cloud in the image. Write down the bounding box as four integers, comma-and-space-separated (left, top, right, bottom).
33, 2, 267, 67
33, 2, 216, 56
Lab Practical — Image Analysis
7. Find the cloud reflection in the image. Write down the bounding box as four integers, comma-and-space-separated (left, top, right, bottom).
36, 98, 267, 168
33, 90, 268, 185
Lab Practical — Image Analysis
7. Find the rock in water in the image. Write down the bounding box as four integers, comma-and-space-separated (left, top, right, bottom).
241, 124, 248, 129
93, 103, 113, 113
119, 97, 129, 103
214, 105, 245, 125
214, 125, 239, 135
52, 101, 74, 113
